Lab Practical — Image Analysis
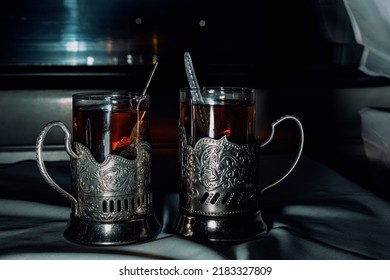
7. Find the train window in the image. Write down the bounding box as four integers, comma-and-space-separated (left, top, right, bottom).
0, 0, 360, 67
2, 0, 388, 90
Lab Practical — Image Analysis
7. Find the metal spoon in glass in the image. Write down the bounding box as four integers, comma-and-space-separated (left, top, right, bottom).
129, 61, 159, 145
184, 52, 207, 133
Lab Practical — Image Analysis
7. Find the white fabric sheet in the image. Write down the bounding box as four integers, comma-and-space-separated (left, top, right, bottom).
1, 157, 389, 260
343, 0, 390, 78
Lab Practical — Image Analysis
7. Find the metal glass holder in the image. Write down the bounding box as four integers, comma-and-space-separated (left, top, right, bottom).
36, 121, 161, 246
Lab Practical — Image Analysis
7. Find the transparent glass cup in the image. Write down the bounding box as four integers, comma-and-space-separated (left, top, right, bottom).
173, 87, 304, 243
36, 91, 161, 245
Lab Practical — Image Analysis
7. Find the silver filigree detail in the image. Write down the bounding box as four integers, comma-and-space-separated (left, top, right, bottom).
179, 126, 260, 216
71, 142, 152, 222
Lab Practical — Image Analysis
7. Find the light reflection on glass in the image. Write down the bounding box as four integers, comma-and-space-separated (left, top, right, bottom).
106, 38, 113, 54
65, 41, 87, 52
86, 56, 94, 65
127, 54, 133, 64
2, 0, 161, 65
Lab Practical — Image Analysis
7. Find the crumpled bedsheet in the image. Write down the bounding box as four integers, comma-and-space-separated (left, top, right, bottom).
0, 156, 389, 260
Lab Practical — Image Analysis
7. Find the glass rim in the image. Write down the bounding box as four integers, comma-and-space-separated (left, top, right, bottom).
180, 86, 255, 105
180, 86, 254, 93
72, 90, 144, 100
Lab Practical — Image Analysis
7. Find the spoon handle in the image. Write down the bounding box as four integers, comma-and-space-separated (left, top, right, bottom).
141, 61, 159, 97
131, 61, 158, 145
184, 52, 208, 135
184, 52, 200, 89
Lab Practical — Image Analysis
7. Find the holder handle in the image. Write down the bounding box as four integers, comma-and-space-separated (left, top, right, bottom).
260, 115, 304, 194
36, 121, 80, 216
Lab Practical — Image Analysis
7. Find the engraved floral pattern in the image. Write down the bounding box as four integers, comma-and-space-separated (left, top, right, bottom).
180, 126, 260, 216
70, 142, 152, 221
186, 136, 257, 192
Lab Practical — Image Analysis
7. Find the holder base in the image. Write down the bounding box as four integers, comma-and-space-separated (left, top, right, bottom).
172, 211, 267, 243
64, 213, 161, 246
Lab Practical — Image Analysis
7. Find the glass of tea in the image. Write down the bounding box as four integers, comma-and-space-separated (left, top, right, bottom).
72, 92, 150, 162
173, 87, 304, 243
36, 91, 161, 245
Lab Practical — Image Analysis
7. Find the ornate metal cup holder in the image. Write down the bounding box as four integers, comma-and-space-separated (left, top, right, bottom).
36, 121, 161, 246
174, 114, 304, 243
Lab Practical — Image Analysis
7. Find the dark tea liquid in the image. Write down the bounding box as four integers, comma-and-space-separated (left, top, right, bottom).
73, 105, 147, 162
180, 101, 256, 146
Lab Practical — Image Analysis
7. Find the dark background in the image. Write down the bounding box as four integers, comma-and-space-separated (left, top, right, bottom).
1, 0, 390, 200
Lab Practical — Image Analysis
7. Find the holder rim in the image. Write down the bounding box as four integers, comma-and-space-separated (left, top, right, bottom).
172, 210, 267, 244
64, 213, 161, 246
